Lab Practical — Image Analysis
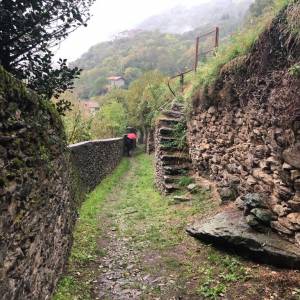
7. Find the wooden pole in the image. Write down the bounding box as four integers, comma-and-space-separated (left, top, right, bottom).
215, 27, 219, 49
180, 73, 184, 93
194, 36, 200, 73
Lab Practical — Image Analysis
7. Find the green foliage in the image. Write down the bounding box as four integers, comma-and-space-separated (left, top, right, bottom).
178, 176, 194, 187
197, 253, 248, 299
126, 70, 170, 131
0, 0, 94, 112
248, 0, 274, 17
64, 109, 92, 144
186, 0, 291, 102
162, 119, 188, 150
289, 63, 300, 78
92, 101, 128, 138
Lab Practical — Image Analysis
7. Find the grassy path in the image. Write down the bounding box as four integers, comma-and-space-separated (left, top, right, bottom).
54, 152, 300, 300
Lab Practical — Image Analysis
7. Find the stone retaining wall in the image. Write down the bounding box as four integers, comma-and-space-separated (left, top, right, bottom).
69, 138, 124, 191
188, 3, 300, 243
0, 67, 76, 299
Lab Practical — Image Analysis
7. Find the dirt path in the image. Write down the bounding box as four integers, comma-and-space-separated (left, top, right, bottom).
55, 152, 300, 300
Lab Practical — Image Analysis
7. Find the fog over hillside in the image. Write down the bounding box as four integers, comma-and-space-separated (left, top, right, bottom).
137, 0, 253, 34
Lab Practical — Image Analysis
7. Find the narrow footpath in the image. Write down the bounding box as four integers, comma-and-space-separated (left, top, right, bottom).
55, 152, 300, 300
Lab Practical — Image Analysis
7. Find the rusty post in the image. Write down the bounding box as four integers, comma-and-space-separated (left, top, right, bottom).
194, 36, 200, 73
215, 26, 219, 48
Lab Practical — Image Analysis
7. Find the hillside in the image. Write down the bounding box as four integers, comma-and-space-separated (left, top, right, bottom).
137, 0, 252, 34
72, 0, 253, 99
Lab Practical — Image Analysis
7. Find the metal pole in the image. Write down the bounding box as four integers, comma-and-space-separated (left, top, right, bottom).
194, 36, 200, 73
215, 27, 219, 49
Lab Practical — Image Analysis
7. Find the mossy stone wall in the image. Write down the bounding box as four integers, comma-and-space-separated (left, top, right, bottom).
0, 67, 76, 299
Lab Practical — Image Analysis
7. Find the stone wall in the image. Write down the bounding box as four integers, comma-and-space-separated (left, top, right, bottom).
188, 3, 300, 243
69, 138, 124, 191
0, 67, 77, 299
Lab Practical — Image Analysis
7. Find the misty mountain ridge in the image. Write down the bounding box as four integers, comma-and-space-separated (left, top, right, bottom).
137, 0, 253, 34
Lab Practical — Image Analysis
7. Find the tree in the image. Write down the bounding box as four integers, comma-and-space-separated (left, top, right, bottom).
92, 101, 128, 138
0, 0, 95, 108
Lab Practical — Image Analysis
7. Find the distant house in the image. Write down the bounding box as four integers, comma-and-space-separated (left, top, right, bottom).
107, 76, 125, 89
82, 100, 100, 115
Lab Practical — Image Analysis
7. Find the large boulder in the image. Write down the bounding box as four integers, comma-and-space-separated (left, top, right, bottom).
187, 210, 300, 268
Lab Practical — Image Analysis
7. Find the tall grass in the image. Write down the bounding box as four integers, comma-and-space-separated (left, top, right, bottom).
184, 0, 292, 101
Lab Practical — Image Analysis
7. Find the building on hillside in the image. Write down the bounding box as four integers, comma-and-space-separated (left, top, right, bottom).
107, 76, 125, 89
82, 100, 100, 115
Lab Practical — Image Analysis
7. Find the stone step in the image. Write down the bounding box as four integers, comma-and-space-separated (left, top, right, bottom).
158, 119, 181, 127
163, 175, 181, 184
160, 136, 176, 142
159, 144, 182, 152
161, 152, 190, 165
162, 110, 184, 119
163, 164, 190, 175
164, 183, 180, 193
159, 126, 174, 136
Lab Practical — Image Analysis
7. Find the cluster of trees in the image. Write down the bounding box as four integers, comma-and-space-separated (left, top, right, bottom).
63, 70, 172, 144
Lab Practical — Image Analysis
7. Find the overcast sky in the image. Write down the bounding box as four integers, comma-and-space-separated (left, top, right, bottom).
54, 0, 207, 62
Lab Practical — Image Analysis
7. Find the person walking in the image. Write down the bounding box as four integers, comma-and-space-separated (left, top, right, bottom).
124, 131, 137, 156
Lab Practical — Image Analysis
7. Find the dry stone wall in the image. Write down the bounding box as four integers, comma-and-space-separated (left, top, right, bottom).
188, 3, 300, 243
0, 67, 76, 299
69, 138, 124, 191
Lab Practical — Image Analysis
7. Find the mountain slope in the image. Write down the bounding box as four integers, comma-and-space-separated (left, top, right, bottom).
72, 0, 253, 99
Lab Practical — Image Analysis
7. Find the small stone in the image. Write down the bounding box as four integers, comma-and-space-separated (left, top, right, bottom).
219, 187, 236, 202
187, 183, 198, 193
271, 221, 293, 235
283, 144, 300, 169
275, 185, 293, 201
246, 176, 257, 186
273, 204, 290, 217
235, 197, 244, 210
243, 193, 268, 209
282, 163, 293, 170
288, 201, 300, 212
251, 208, 273, 224
295, 233, 300, 246
278, 217, 298, 231
287, 213, 300, 225
291, 170, 300, 181
207, 106, 216, 114
246, 214, 268, 233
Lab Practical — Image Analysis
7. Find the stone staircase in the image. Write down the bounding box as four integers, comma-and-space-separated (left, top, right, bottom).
155, 104, 191, 194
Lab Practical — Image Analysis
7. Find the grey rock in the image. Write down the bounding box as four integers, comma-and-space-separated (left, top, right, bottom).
243, 193, 268, 210
246, 214, 268, 233
187, 183, 198, 193
187, 210, 300, 268
250, 208, 274, 224
219, 187, 236, 202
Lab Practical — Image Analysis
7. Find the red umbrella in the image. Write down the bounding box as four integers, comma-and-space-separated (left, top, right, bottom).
127, 133, 137, 140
